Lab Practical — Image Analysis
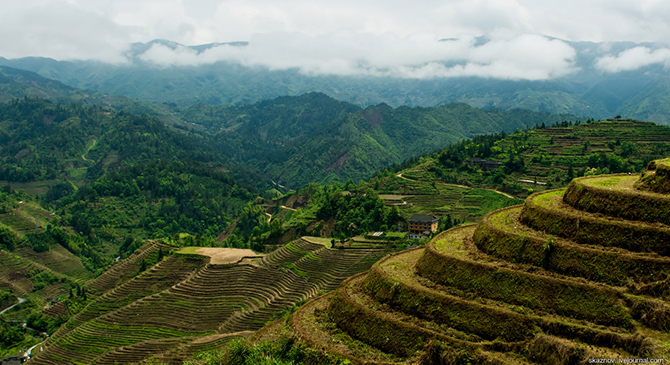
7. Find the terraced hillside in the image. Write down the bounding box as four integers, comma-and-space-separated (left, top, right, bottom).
367, 119, 670, 202
281, 161, 670, 364
26, 238, 388, 364
0, 249, 68, 301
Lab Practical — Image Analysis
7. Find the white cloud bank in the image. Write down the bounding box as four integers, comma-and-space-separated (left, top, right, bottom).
2, 0, 670, 79
595, 47, 670, 72
138, 32, 577, 80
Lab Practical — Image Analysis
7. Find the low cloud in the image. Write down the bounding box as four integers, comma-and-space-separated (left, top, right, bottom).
4, 0, 669, 81
138, 32, 577, 80
595, 46, 670, 72
0, 1, 133, 62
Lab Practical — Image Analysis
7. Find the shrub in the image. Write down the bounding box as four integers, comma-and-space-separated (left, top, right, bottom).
0, 223, 20, 251
187, 337, 344, 365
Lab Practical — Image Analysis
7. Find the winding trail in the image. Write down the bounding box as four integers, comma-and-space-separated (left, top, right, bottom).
0, 297, 25, 315
81, 139, 97, 161
0, 297, 47, 360
24, 326, 49, 359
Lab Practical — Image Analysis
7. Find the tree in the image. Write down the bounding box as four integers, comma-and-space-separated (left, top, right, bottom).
0, 224, 19, 251
567, 165, 574, 180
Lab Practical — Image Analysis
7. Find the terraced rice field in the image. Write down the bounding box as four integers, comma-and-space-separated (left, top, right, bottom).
84, 241, 164, 296
14, 245, 91, 281
0, 249, 66, 299
0, 201, 53, 235
286, 160, 670, 364
26, 238, 389, 364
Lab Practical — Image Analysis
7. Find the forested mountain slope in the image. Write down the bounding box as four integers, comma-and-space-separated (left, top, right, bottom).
0, 99, 264, 266
184, 93, 574, 187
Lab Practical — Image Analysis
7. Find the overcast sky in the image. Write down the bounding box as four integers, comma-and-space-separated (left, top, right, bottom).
2, 0, 670, 79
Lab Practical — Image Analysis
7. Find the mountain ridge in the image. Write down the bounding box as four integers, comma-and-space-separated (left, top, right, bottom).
3, 39, 670, 123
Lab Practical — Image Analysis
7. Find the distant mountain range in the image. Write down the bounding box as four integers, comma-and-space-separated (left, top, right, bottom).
2, 39, 670, 124
0, 65, 571, 188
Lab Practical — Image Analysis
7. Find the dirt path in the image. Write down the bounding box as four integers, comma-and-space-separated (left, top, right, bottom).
445, 183, 515, 199
490, 190, 515, 199
396, 173, 415, 181
281, 205, 297, 211
0, 297, 25, 315
265, 212, 272, 223
81, 139, 96, 161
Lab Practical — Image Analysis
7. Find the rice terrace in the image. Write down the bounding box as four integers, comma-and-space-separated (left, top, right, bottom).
261, 159, 670, 364
19, 160, 670, 364
23, 239, 389, 364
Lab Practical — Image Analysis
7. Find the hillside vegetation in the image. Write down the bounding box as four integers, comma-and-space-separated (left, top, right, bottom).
0, 68, 575, 188
182, 93, 574, 187
0, 98, 264, 357
222, 118, 670, 252
3, 70, 670, 363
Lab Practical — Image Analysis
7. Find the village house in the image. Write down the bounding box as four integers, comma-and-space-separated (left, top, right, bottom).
466, 157, 502, 171
407, 214, 438, 239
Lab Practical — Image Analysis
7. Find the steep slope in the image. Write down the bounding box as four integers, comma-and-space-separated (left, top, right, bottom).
270, 159, 670, 364
0, 70, 574, 189
0, 66, 78, 103
617, 78, 670, 125
0, 98, 266, 280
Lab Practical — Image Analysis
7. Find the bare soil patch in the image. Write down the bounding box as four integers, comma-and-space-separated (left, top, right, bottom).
179, 247, 264, 264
